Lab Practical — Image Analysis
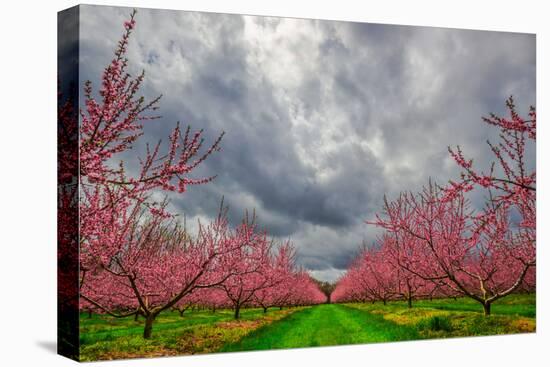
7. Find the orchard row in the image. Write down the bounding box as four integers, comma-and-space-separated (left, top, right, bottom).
333, 97, 536, 315
57, 11, 325, 340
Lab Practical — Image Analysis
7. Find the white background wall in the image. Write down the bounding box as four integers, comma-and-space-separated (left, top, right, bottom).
0, 1, 547, 366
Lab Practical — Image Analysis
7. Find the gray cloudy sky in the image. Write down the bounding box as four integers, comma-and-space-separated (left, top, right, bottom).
79, 5, 535, 282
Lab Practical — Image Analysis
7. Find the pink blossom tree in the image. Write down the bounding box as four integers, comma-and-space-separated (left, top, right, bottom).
288, 272, 327, 306
331, 272, 358, 303
78, 8, 223, 282
81, 205, 257, 338
446, 96, 535, 203
370, 181, 534, 315
376, 234, 435, 308
253, 242, 297, 313
445, 96, 536, 297
79, 10, 223, 197
355, 245, 399, 305
77, 10, 229, 338
216, 216, 278, 319
336, 98, 535, 313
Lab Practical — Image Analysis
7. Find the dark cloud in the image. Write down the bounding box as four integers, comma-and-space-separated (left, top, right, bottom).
79, 5, 536, 282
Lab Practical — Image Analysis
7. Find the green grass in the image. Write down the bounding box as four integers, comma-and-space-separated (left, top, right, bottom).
79, 294, 536, 360
221, 304, 419, 352
418, 315, 453, 332
79, 307, 299, 361
346, 294, 535, 339
412, 294, 536, 318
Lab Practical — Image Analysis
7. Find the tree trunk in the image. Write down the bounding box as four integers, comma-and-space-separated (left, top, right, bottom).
134, 312, 139, 321
279, 306, 283, 310
263, 307, 268, 314
483, 302, 491, 316
88, 310, 92, 318
407, 295, 413, 308
143, 314, 156, 339
383, 299, 387, 306
179, 309, 185, 317
234, 305, 241, 320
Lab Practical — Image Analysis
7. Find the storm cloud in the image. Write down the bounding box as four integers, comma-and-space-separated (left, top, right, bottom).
79, 5, 535, 282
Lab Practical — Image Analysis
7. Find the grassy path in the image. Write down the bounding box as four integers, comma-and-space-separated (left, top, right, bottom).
221, 304, 419, 352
